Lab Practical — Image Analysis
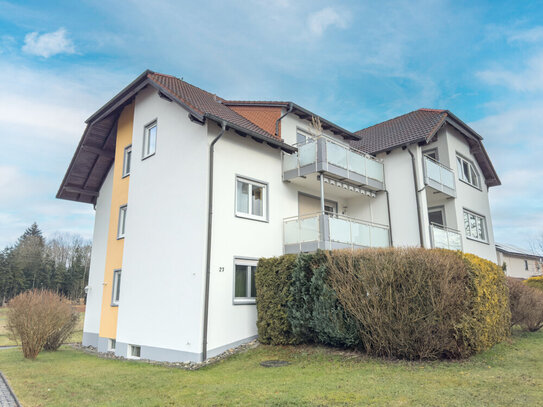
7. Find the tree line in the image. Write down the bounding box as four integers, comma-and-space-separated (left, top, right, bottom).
0, 223, 91, 304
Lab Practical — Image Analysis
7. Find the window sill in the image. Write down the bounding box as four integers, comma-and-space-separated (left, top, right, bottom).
458, 178, 482, 191
142, 152, 156, 161
122, 173, 130, 179
235, 213, 268, 223
233, 298, 256, 305
116, 236, 125, 240
110, 303, 119, 307
465, 236, 489, 245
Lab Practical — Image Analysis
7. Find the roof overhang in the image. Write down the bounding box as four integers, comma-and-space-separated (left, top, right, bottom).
424, 112, 501, 187
57, 71, 295, 204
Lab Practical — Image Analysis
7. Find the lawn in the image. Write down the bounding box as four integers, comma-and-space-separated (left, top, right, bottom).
0, 330, 542, 406
0, 307, 84, 347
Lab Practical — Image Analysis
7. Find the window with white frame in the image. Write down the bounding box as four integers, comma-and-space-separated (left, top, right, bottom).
111, 269, 121, 306
235, 177, 267, 221
463, 210, 487, 242
143, 122, 157, 159
117, 205, 127, 239
128, 344, 141, 359
456, 155, 480, 189
122, 145, 132, 177
108, 338, 116, 351
234, 259, 257, 304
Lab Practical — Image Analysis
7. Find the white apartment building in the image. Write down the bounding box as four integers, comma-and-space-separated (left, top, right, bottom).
57, 70, 501, 362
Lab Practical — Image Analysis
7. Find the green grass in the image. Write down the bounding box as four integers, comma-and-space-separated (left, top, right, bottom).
1, 330, 542, 406
0, 307, 84, 347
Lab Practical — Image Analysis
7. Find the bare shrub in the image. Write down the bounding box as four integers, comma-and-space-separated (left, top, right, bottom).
7, 290, 76, 359
328, 248, 471, 359
507, 277, 543, 332
43, 311, 79, 351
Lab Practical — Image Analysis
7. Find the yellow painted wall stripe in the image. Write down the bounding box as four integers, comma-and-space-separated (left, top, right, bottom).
99, 102, 134, 340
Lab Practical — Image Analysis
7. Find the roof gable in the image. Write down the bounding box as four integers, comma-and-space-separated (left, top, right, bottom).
352, 109, 500, 187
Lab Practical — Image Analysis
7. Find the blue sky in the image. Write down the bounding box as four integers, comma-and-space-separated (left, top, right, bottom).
0, 0, 542, 250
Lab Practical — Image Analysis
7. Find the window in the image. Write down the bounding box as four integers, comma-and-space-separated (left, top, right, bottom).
234, 259, 257, 304
108, 338, 116, 351
111, 270, 121, 306
143, 122, 157, 159
525, 260, 529, 271
122, 145, 132, 177
456, 155, 480, 189
128, 344, 141, 359
423, 149, 439, 161
463, 210, 487, 242
428, 207, 445, 226
235, 177, 267, 221
117, 205, 127, 239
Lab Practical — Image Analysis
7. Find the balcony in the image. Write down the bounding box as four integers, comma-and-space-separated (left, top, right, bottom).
282, 136, 385, 191
429, 224, 462, 251
423, 156, 456, 198
283, 212, 390, 254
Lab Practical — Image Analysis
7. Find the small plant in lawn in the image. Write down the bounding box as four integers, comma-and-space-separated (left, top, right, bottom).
7, 290, 77, 359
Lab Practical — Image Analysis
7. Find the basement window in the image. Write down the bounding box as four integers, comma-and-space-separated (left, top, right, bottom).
128, 344, 141, 359
108, 338, 116, 352
234, 259, 257, 305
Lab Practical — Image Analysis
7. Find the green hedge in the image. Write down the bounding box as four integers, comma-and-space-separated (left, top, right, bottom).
254, 255, 297, 345
255, 248, 511, 360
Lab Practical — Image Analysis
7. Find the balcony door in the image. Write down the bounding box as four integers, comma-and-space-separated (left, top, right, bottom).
428, 207, 445, 226
298, 193, 337, 216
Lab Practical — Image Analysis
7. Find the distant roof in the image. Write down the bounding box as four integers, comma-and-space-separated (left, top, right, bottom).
352, 109, 500, 187
496, 243, 543, 260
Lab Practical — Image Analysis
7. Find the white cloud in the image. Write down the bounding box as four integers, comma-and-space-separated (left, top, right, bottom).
307, 7, 348, 37
508, 26, 543, 43
22, 28, 75, 58
477, 53, 543, 91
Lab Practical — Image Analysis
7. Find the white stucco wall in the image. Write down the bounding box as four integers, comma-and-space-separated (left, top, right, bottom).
206, 123, 298, 352
116, 87, 209, 356
445, 127, 497, 262
379, 148, 421, 247
83, 166, 113, 339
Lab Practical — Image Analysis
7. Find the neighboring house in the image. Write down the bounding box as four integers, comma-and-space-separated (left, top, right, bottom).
57, 70, 501, 363
496, 243, 543, 279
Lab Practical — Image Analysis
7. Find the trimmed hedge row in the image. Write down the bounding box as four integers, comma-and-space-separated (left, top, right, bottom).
255, 248, 510, 360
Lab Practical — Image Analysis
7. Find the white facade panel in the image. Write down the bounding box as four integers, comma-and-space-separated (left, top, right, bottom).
445, 128, 497, 262
116, 87, 209, 355
379, 148, 421, 247
83, 166, 113, 342
206, 124, 299, 351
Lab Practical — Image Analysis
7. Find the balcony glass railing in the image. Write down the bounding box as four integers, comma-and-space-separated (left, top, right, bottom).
282, 136, 385, 187
429, 224, 462, 251
423, 156, 456, 196
284, 212, 390, 253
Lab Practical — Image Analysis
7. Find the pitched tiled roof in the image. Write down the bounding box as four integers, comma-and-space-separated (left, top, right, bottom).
147, 73, 279, 141
352, 109, 448, 154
